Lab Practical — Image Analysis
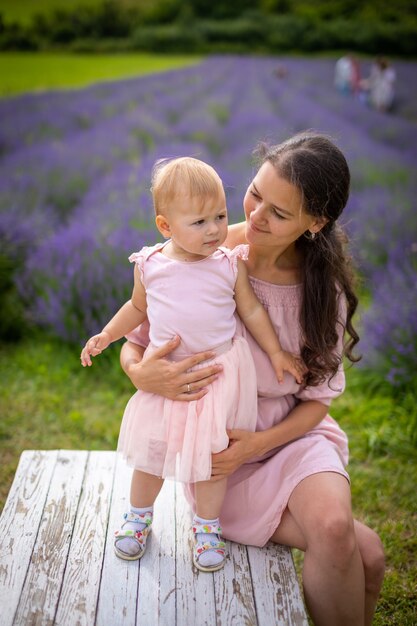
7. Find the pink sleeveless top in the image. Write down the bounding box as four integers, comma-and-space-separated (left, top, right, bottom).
129, 242, 240, 360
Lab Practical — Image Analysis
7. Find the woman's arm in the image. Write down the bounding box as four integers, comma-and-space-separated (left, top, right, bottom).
211, 400, 328, 479
120, 337, 224, 401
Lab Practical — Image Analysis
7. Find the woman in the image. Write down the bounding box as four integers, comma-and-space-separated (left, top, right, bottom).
120, 132, 385, 625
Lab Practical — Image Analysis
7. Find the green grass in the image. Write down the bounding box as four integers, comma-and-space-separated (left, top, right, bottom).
0, 335, 131, 509
293, 366, 417, 626
0, 52, 202, 97
1, 335, 416, 623
332, 368, 416, 625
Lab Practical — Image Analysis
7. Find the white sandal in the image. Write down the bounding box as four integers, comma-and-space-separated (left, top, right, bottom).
192, 519, 226, 572
114, 511, 153, 561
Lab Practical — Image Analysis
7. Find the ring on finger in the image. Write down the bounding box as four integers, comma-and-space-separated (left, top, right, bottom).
187, 383, 191, 393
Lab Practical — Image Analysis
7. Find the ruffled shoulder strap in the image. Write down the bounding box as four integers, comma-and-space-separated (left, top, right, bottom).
219, 244, 250, 279
128, 242, 165, 283
230, 243, 250, 261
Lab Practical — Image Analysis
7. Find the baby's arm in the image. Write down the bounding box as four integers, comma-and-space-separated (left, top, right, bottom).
234, 259, 306, 384
80, 265, 147, 367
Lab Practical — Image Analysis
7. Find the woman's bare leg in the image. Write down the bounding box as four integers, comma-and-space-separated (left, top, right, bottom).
354, 520, 385, 625
268, 472, 383, 626
271, 511, 384, 626
130, 469, 164, 507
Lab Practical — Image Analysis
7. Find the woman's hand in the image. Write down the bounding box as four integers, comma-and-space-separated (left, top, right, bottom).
210, 429, 263, 481
121, 336, 223, 401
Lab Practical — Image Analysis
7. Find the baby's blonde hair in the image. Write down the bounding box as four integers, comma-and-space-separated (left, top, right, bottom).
151, 157, 224, 216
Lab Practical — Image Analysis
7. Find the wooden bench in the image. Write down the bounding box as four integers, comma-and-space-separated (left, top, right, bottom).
0, 450, 308, 625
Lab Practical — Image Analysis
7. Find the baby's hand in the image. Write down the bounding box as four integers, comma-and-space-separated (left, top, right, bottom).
80, 331, 112, 367
271, 350, 307, 384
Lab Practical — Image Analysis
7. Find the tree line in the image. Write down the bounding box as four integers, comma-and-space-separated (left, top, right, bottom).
1, 0, 416, 55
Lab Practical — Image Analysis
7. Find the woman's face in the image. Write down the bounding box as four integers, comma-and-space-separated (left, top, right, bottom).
243, 161, 318, 249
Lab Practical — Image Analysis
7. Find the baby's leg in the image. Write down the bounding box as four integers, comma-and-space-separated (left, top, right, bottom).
115, 470, 164, 560
195, 477, 227, 520
193, 477, 227, 571
131, 469, 164, 507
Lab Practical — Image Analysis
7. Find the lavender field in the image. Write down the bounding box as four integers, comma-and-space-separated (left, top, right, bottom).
1, 55, 417, 385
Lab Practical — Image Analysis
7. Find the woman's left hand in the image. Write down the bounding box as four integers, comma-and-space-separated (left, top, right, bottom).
210, 429, 261, 481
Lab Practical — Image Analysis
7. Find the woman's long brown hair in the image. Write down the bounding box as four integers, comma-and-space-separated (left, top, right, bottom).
257, 131, 360, 387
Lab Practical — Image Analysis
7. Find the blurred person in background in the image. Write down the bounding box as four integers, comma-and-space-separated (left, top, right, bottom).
334, 53, 361, 96
361, 57, 396, 112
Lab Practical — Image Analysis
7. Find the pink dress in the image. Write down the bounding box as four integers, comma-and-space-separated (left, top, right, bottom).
117, 242, 258, 483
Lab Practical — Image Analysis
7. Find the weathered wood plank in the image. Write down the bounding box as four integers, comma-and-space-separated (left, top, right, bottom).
214, 541, 257, 626
175, 483, 217, 626
0, 451, 309, 626
96, 455, 139, 626
54, 451, 115, 626
0, 450, 58, 626
248, 543, 308, 626
136, 479, 176, 625
13, 450, 88, 626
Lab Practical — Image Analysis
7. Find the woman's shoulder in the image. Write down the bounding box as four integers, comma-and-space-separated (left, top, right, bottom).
225, 222, 246, 249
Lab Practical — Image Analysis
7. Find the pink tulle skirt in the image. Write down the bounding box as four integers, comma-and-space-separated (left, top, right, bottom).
117, 336, 258, 483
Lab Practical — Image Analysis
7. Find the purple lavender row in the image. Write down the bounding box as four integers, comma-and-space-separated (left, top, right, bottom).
0, 55, 416, 383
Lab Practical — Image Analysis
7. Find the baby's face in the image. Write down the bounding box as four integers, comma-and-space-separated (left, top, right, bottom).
164, 192, 228, 262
